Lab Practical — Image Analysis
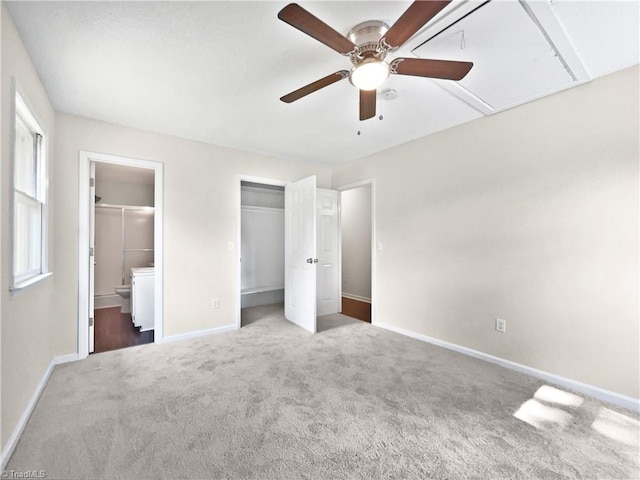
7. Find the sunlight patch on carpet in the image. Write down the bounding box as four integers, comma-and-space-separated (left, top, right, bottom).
533, 385, 583, 407
514, 398, 573, 431
592, 407, 640, 447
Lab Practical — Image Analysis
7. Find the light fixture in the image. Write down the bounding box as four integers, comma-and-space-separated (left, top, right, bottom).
349, 58, 390, 91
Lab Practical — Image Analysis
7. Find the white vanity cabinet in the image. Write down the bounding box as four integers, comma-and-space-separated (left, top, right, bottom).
131, 267, 155, 332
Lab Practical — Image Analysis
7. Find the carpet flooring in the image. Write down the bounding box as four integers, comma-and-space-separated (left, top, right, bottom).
6, 304, 639, 479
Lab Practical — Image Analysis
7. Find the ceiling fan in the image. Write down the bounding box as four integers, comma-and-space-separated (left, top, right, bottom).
278, 1, 474, 121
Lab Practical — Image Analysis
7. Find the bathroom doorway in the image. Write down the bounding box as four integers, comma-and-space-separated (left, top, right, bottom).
92, 162, 156, 353
337, 180, 375, 323
78, 151, 164, 359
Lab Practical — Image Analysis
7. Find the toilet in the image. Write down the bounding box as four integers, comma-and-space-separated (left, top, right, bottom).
114, 285, 132, 314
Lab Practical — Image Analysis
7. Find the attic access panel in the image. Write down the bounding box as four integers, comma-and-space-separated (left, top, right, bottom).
412, 0, 576, 112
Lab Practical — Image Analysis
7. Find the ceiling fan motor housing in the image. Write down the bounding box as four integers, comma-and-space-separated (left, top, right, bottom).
347, 20, 390, 64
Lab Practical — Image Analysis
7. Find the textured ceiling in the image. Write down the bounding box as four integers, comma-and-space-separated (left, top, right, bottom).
5, 1, 639, 165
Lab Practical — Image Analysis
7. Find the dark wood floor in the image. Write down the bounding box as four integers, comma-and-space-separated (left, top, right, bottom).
341, 297, 371, 323
93, 306, 154, 354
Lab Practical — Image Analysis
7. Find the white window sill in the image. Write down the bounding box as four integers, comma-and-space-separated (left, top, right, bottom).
11, 272, 53, 295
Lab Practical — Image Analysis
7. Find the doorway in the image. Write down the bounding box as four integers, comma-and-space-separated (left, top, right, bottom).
78, 151, 164, 359
92, 162, 156, 353
338, 180, 375, 324
236, 175, 341, 332
239, 180, 286, 325
236, 176, 288, 328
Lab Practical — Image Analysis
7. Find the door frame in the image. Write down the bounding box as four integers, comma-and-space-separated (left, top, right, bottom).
335, 179, 376, 325
78, 151, 164, 359
235, 174, 288, 329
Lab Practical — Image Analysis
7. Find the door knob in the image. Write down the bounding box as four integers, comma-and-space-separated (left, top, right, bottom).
306, 258, 319, 264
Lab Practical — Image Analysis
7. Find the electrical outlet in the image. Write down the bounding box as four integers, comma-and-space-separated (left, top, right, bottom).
496, 318, 506, 333
212, 299, 220, 309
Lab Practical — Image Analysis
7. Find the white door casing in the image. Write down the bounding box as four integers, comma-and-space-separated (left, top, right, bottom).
78, 151, 163, 360
316, 189, 339, 317
89, 162, 96, 353
284, 175, 317, 333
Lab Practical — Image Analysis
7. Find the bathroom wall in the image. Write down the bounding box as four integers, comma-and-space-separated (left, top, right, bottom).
241, 183, 285, 308
96, 181, 154, 207
94, 207, 154, 308
94, 208, 122, 307
94, 172, 155, 308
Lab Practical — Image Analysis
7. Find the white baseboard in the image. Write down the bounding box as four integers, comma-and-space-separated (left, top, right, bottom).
0, 353, 81, 469
94, 294, 121, 309
54, 353, 81, 365
376, 321, 640, 413
342, 293, 371, 304
162, 324, 237, 344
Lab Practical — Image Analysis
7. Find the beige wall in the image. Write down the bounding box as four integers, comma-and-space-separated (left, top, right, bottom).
333, 66, 640, 399
1, 4, 57, 450
96, 180, 154, 206
341, 185, 371, 300
53, 112, 332, 349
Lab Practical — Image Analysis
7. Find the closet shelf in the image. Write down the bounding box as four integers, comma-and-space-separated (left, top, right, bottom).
241, 286, 284, 295
241, 205, 284, 213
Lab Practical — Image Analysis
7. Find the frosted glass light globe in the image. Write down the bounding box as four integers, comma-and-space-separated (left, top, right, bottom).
350, 59, 390, 91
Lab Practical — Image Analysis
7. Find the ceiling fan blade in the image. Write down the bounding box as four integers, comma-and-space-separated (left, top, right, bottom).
359, 89, 376, 121
392, 58, 473, 80
383, 1, 451, 49
280, 71, 349, 103
278, 3, 357, 55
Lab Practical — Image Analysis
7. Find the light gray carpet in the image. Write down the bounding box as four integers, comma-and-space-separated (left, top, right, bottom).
7, 304, 639, 479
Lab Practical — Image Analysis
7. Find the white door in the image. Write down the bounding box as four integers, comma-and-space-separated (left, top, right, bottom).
316, 189, 339, 316
89, 161, 96, 353
285, 175, 317, 333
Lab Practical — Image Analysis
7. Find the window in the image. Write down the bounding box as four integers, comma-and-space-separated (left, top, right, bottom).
12, 92, 48, 289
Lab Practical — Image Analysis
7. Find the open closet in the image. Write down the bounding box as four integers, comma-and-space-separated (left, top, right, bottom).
240, 181, 285, 310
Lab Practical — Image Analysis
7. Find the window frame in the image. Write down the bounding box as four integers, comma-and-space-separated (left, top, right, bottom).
11, 90, 50, 292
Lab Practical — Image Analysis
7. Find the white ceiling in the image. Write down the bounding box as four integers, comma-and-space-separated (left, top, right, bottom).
6, 1, 639, 166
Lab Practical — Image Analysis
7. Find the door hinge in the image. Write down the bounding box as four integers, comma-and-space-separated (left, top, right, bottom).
89, 247, 94, 256
90, 177, 95, 187
89, 317, 94, 327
